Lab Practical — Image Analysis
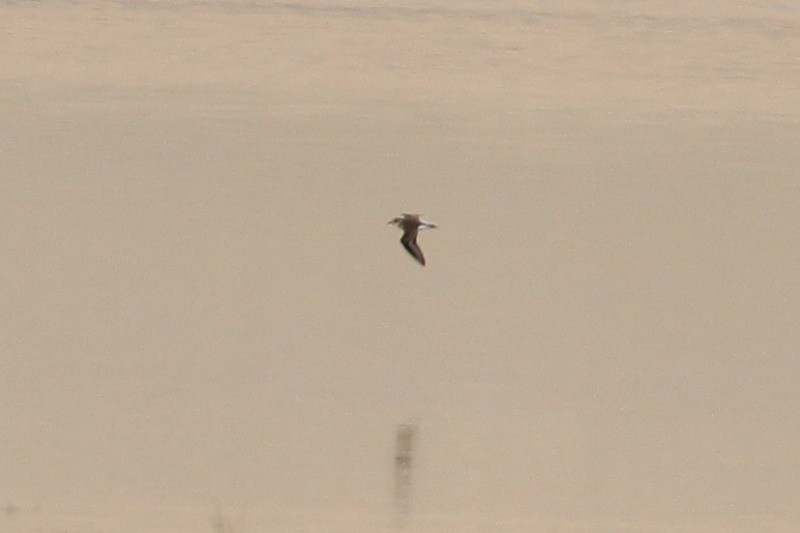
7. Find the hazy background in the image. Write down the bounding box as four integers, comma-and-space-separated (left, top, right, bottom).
2, 1, 799, 531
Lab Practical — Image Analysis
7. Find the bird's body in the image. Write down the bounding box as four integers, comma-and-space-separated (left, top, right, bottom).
388, 213, 437, 266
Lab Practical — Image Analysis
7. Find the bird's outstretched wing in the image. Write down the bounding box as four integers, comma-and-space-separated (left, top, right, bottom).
400, 229, 425, 266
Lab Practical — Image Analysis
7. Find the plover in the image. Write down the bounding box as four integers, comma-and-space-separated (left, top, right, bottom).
388, 213, 437, 266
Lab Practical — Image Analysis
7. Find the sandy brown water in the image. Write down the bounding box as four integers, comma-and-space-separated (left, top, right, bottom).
2, 1, 799, 531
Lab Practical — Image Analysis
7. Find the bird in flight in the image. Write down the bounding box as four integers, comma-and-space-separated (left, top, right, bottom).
388, 213, 437, 266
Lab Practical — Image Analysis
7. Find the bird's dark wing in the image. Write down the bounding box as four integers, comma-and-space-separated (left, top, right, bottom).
400, 229, 425, 266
